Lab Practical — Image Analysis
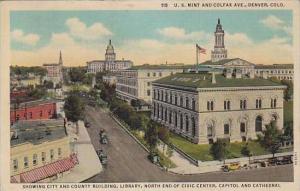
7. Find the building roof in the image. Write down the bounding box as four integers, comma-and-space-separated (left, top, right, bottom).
130, 64, 194, 70
255, 64, 294, 69
10, 99, 59, 110
11, 119, 66, 147
153, 72, 285, 89
43, 63, 60, 67
200, 58, 255, 66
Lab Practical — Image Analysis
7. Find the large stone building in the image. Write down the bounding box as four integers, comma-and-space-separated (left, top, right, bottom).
151, 70, 286, 144
43, 51, 63, 85
255, 64, 294, 80
116, 64, 190, 104
87, 40, 133, 73
10, 119, 78, 183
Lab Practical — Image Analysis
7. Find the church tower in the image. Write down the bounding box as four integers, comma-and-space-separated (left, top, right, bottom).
211, 18, 227, 62
58, 50, 63, 65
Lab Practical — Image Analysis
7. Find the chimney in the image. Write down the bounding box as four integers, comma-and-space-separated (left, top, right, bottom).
211, 72, 216, 84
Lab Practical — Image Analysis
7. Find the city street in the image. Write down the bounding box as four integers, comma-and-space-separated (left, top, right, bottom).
84, 106, 293, 183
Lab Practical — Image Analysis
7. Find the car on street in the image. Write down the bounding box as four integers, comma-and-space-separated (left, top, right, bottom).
222, 162, 241, 172
96, 149, 108, 165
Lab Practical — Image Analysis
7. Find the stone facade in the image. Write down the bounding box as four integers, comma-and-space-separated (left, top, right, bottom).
116, 65, 185, 103
255, 64, 294, 80
152, 72, 286, 144
87, 40, 133, 73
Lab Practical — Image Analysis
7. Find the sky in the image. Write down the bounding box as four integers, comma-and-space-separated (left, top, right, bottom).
10, 10, 293, 67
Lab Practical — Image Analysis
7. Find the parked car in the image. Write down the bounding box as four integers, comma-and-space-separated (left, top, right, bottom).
99, 129, 108, 144
96, 149, 108, 165
222, 162, 241, 172
276, 156, 293, 165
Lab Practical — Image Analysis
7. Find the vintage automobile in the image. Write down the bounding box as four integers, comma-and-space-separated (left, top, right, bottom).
96, 149, 108, 165
222, 162, 241, 172
99, 129, 108, 144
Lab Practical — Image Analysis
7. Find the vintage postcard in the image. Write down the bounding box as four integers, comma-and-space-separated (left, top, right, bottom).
0, 0, 299, 191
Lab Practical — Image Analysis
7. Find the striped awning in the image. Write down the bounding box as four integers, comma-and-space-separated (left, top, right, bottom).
19, 154, 78, 183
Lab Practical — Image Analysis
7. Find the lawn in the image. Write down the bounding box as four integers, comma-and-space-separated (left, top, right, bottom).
169, 132, 270, 161
284, 100, 293, 123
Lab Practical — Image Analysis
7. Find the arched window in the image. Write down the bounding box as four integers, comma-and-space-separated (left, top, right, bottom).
224, 124, 230, 134
175, 95, 178, 105
180, 114, 183, 129
255, 116, 263, 132
185, 115, 189, 132
186, 97, 189, 108
224, 100, 230, 110
169, 112, 172, 124
175, 112, 178, 127
207, 124, 213, 137
180, 96, 183, 107
164, 108, 168, 122
191, 117, 196, 136
192, 99, 196, 111
240, 122, 246, 133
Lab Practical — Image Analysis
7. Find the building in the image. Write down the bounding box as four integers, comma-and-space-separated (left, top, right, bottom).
255, 64, 294, 81
87, 40, 133, 73
10, 99, 58, 125
103, 75, 117, 85
10, 119, 78, 183
116, 64, 190, 104
43, 51, 63, 85
211, 18, 228, 62
151, 71, 286, 144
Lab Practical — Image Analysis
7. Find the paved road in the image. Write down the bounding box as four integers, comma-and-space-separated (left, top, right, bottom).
84, 106, 293, 183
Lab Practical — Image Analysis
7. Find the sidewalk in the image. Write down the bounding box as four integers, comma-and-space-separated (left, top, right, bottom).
157, 143, 222, 174
53, 121, 102, 182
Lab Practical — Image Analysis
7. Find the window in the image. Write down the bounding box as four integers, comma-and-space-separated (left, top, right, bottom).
180, 114, 183, 129
255, 116, 263, 132
192, 99, 196, 111
240, 100, 247, 109
175, 112, 178, 127
16, 114, 20, 121
224, 100, 230, 110
50, 149, 54, 160
42, 152, 46, 162
30, 112, 33, 119
185, 97, 189, 108
165, 93, 168, 102
185, 115, 189, 132
153, 72, 156, 77
24, 157, 28, 168
271, 98, 277, 108
147, 82, 151, 86
40, 110, 43, 117
175, 95, 178, 105
159, 72, 162, 77
224, 124, 229, 134
207, 125, 213, 137
164, 109, 167, 122
147, 73, 150, 77
256, 98, 262, 109
33, 154, 37, 165
180, 96, 183, 107
191, 117, 196, 136
13, 159, 18, 170
240, 123, 246, 133
170, 94, 173, 103
207, 101, 214, 111
147, 90, 151, 96
169, 112, 172, 124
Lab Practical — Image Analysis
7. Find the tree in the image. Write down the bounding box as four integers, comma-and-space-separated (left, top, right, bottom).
241, 143, 252, 164
260, 121, 281, 157
69, 67, 86, 83
284, 121, 293, 138
43, 80, 54, 89
64, 94, 85, 123
158, 126, 170, 152
281, 80, 293, 100
145, 121, 159, 152
210, 138, 229, 161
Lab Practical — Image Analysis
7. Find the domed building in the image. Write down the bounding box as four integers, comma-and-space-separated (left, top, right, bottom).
87, 40, 133, 73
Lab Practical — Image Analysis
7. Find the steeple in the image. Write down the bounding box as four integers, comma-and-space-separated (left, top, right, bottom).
59, 50, 63, 65
211, 18, 227, 62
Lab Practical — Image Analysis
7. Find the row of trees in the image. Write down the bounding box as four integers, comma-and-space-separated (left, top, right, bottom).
11, 66, 47, 77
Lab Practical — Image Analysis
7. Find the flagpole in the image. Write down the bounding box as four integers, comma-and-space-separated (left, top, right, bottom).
196, 44, 199, 72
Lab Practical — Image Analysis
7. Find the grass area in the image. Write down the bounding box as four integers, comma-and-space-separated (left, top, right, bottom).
284, 100, 293, 123
169, 132, 270, 161
157, 150, 177, 168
